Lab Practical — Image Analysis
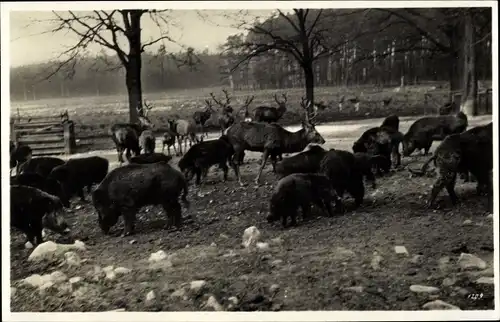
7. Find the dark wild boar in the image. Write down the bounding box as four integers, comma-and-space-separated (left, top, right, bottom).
130, 153, 173, 164
319, 149, 371, 208
10, 143, 33, 176
267, 173, 343, 227
275, 145, 327, 178
10, 185, 70, 246
409, 122, 492, 208
48, 156, 109, 202
177, 136, 237, 185
402, 112, 468, 156
11, 172, 70, 208
91, 162, 190, 236
19, 156, 65, 178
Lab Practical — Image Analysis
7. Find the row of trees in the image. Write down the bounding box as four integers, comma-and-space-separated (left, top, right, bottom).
10, 49, 223, 101
12, 7, 492, 120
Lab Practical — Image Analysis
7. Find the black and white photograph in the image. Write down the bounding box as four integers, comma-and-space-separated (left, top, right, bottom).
2, 0, 498, 319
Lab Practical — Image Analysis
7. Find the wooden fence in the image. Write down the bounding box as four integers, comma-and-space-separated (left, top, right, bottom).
11, 110, 77, 157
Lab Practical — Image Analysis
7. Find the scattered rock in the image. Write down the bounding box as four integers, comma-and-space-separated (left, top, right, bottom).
442, 277, 457, 287
371, 253, 383, 270
205, 295, 224, 311
25, 242, 34, 249
145, 290, 156, 303
219, 234, 229, 239
453, 287, 470, 296
462, 219, 473, 225
210, 242, 217, 247
270, 259, 283, 267
242, 226, 261, 249
227, 296, 239, 309
335, 247, 355, 258
28, 240, 85, 262
256, 242, 270, 251
475, 277, 494, 285
148, 250, 168, 262
64, 252, 81, 267
103, 265, 117, 280
69, 276, 82, 285
344, 286, 364, 293
190, 280, 207, 294
410, 285, 440, 294
422, 300, 461, 310
129, 240, 137, 245
11, 287, 17, 296
114, 267, 132, 276
457, 253, 487, 271
394, 246, 409, 256
269, 284, 280, 294
72, 286, 89, 298
410, 254, 424, 265
171, 288, 187, 299
486, 213, 493, 219
222, 250, 238, 258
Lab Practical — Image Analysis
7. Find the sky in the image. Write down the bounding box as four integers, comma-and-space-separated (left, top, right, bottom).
9, 10, 274, 67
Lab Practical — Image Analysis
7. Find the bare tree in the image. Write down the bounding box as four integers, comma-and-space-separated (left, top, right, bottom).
222, 9, 391, 113
41, 10, 181, 123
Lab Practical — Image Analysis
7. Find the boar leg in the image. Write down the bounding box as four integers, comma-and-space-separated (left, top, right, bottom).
220, 162, 229, 182
121, 209, 136, 237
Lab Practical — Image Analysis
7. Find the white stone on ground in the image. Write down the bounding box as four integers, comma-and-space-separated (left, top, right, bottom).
28, 240, 86, 262
422, 300, 461, 310
242, 226, 261, 249
475, 277, 494, 285
394, 246, 409, 256
145, 290, 156, 303
457, 253, 487, 270
205, 295, 224, 311
410, 285, 440, 293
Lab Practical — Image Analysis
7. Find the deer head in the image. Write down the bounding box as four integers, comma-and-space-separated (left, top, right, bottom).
139, 100, 155, 129
274, 93, 288, 110
300, 97, 318, 125
204, 99, 215, 113
210, 89, 233, 114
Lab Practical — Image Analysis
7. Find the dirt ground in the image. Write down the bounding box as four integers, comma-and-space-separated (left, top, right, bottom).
9, 116, 495, 312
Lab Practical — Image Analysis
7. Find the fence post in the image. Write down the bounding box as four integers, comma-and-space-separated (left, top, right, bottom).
63, 120, 76, 155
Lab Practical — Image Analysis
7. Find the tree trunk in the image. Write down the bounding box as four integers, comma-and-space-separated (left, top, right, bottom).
448, 24, 462, 102
460, 10, 478, 116
302, 62, 315, 114
125, 10, 144, 123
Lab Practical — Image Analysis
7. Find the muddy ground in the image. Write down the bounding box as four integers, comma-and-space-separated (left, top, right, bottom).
10, 116, 495, 312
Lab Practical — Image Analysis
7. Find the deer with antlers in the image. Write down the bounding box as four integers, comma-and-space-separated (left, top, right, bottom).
224, 97, 325, 186
207, 90, 236, 135
253, 93, 288, 123
109, 101, 155, 165
192, 104, 213, 138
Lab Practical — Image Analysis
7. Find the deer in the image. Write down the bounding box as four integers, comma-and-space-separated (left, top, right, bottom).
168, 117, 201, 156
208, 90, 236, 135
192, 104, 212, 138
224, 97, 325, 186
253, 93, 288, 123
109, 101, 155, 165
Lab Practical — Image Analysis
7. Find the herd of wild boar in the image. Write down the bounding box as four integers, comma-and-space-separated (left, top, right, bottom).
9, 91, 494, 248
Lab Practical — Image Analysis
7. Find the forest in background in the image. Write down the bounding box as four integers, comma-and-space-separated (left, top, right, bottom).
10, 8, 492, 102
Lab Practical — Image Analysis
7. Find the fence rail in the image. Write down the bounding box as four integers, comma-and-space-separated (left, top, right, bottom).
11, 110, 77, 157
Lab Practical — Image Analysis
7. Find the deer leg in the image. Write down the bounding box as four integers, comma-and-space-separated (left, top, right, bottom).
231, 150, 244, 186
177, 136, 183, 155
270, 153, 278, 173
162, 142, 165, 153
255, 150, 270, 185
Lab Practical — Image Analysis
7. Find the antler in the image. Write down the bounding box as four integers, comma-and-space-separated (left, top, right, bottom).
244, 95, 254, 107
300, 97, 317, 124
204, 99, 215, 111
143, 100, 153, 117
281, 93, 288, 103
209, 92, 224, 109
222, 89, 231, 106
